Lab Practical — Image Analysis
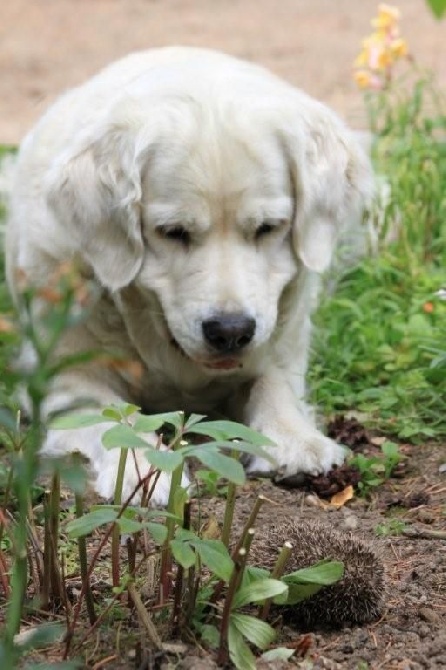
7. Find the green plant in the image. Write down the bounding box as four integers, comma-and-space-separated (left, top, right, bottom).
349, 441, 402, 495
0, 269, 94, 669
426, 0, 446, 19
311, 10, 446, 443
0, 271, 344, 669
375, 518, 407, 536
56, 405, 344, 668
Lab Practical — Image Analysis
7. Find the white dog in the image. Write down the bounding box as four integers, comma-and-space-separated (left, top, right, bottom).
5, 47, 372, 504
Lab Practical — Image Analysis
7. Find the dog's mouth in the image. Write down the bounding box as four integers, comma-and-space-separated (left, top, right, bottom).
168, 333, 242, 371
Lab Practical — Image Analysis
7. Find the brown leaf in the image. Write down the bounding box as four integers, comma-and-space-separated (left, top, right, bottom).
330, 484, 354, 508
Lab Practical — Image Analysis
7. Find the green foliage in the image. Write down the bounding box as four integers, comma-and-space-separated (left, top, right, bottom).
426, 0, 446, 18
375, 518, 407, 537
349, 441, 402, 494
311, 76, 446, 442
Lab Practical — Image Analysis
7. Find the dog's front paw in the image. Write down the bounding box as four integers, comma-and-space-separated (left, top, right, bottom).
94, 448, 179, 506
246, 420, 346, 483
43, 425, 189, 506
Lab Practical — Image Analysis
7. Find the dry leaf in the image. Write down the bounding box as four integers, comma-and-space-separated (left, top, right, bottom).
330, 484, 354, 508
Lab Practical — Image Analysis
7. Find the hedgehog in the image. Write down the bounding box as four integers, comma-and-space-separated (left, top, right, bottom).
251, 520, 385, 627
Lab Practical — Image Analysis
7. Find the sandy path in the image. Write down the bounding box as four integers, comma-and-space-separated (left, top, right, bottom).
0, 0, 445, 144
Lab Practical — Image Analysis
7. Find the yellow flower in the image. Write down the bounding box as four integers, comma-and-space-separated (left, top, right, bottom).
390, 38, 408, 58
354, 49, 368, 67
371, 3, 401, 30
354, 70, 372, 89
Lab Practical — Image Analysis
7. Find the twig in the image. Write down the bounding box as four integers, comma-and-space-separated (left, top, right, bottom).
127, 582, 163, 651
402, 527, 446, 540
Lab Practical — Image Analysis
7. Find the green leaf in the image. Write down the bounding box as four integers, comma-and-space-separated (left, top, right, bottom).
184, 413, 208, 429
116, 517, 146, 534
0, 406, 17, 432
122, 403, 141, 417
261, 648, 295, 662
146, 522, 168, 545
193, 540, 234, 581
50, 414, 111, 429
232, 578, 288, 609
190, 449, 245, 484
116, 518, 168, 543
283, 560, 344, 586
200, 624, 220, 649
228, 622, 256, 670
426, 0, 446, 19
101, 407, 124, 421
240, 565, 270, 589
274, 582, 324, 606
144, 449, 184, 472
185, 440, 275, 463
133, 411, 184, 433
102, 424, 154, 449
56, 460, 88, 495
170, 539, 196, 568
185, 420, 274, 446
230, 613, 276, 650
66, 508, 118, 537
173, 486, 189, 518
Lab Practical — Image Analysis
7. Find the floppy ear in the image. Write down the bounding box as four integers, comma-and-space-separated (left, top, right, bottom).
286, 108, 373, 273
45, 116, 146, 290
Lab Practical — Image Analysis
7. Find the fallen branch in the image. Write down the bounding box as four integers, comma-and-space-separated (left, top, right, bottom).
402, 528, 446, 540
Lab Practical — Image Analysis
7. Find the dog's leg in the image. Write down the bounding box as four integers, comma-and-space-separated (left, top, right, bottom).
38, 373, 187, 505
243, 369, 345, 481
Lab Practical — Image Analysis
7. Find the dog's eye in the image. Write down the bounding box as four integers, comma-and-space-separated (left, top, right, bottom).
158, 226, 191, 245
255, 222, 275, 239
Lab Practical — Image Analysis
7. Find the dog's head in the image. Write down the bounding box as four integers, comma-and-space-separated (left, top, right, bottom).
46, 62, 372, 372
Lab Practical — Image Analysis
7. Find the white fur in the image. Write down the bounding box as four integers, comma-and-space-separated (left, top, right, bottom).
5, 47, 373, 503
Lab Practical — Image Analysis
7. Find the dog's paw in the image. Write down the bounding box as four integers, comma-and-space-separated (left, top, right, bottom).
42, 425, 189, 506
94, 447, 187, 506
246, 420, 346, 482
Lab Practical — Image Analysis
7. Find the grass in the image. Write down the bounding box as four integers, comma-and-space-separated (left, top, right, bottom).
310, 77, 446, 442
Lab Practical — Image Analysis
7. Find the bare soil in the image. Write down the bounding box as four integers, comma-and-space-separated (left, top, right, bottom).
1, 1, 445, 668
1, 0, 446, 144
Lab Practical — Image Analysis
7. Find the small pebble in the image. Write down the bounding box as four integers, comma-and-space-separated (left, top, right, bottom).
419, 607, 440, 624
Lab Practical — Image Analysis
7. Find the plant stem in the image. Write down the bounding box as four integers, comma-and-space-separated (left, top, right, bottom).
171, 501, 191, 635
159, 449, 185, 605
111, 448, 128, 589
259, 541, 293, 621
75, 490, 96, 626
231, 495, 265, 558
217, 547, 248, 666
220, 450, 239, 548
4, 394, 42, 656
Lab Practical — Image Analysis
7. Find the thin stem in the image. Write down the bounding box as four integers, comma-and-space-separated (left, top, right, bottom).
75, 490, 96, 626
259, 541, 293, 621
217, 548, 248, 667
159, 440, 185, 605
220, 450, 239, 548
171, 501, 191, 635
231, 495, 265, 558
111, 448, 128, 589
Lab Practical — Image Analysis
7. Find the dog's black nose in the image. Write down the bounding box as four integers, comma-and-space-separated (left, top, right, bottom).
202, 314, 256, 353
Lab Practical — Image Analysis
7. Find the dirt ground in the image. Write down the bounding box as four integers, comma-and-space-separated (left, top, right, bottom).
1, 1, 445, 668
1, 0, 446, 145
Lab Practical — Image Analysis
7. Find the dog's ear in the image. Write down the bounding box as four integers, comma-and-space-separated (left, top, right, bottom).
286, 107, 373, 273
45, 114, 147, 290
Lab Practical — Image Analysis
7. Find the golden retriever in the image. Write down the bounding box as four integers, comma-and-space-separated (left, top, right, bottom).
6, 47, 372, 503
